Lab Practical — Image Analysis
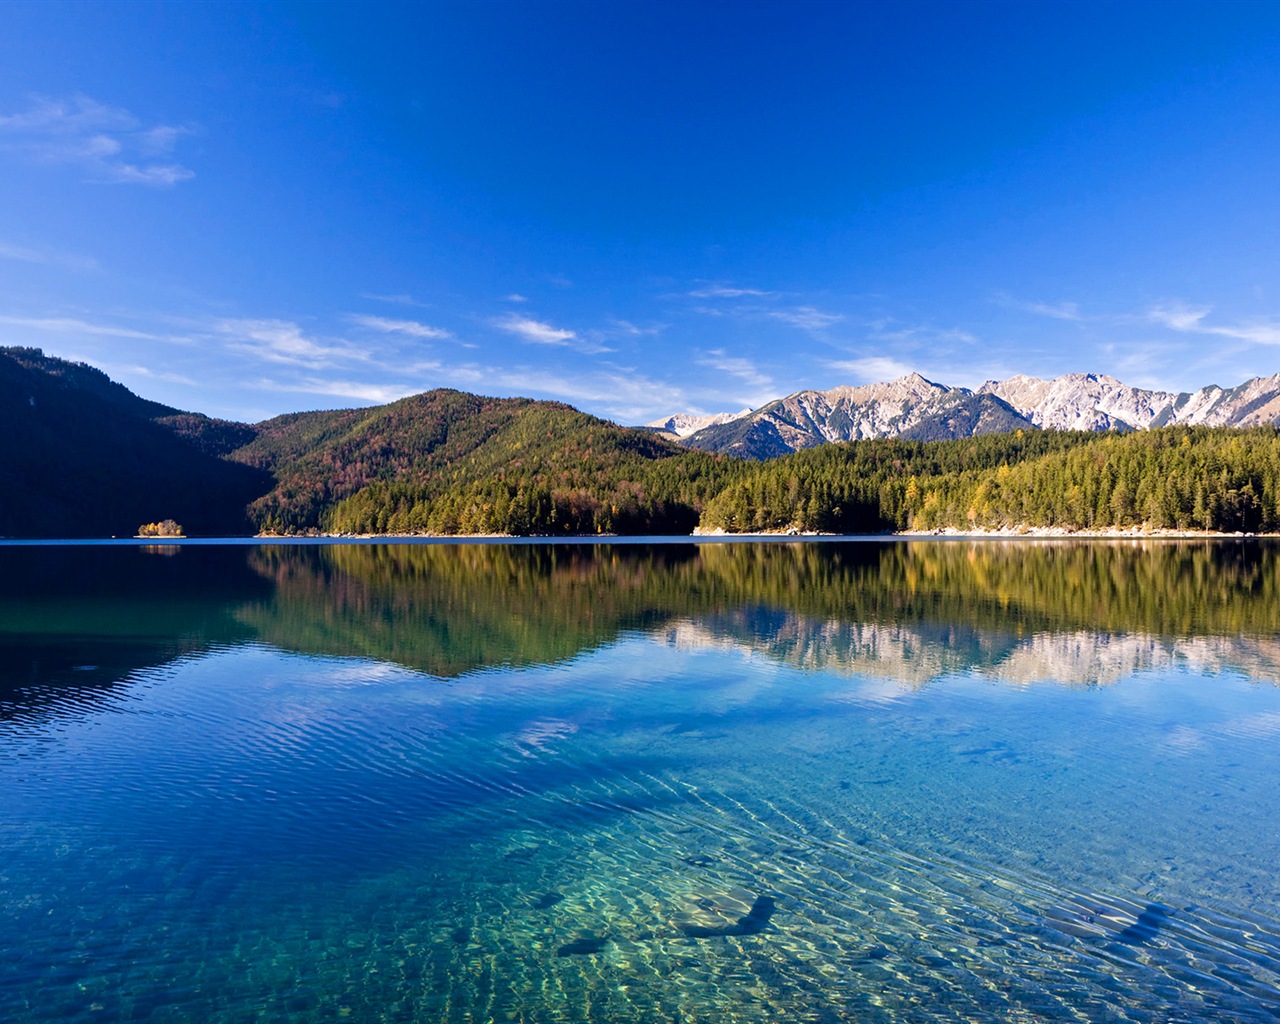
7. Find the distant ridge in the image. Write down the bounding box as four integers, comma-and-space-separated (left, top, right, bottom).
654, 371, 1280, 458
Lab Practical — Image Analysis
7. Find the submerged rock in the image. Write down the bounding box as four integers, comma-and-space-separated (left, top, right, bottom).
531, 892, 565, 910
683, 894, 776, 938
1115, 903, 1173, 945
556, 935, 607, 956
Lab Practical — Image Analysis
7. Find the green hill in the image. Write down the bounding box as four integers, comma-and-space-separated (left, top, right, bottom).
263, 391, 740, 535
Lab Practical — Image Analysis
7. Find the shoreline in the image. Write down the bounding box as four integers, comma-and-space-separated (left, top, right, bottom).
1, 527, 1268, 545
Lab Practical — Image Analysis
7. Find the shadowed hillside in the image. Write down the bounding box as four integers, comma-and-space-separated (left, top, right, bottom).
0, 348, 269, 537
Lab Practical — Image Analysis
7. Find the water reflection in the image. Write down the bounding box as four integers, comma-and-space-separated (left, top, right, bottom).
3, 539, 1278, 714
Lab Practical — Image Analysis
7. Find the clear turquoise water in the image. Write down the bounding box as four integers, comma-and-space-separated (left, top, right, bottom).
2, 540, 1279, 1022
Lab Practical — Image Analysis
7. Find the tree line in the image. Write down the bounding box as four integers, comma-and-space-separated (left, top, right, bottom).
317, 425, 1280, 536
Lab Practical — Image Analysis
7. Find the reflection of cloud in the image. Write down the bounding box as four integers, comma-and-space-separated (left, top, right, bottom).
0, 94, 194, 186
1222, 710, 1280, 739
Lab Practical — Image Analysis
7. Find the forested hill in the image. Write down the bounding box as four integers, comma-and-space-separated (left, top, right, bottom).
4, 347, 1280, 538
231, 389, 734, 534
0, 347, 268, 537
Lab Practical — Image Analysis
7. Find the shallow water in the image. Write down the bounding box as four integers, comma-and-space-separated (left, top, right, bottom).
2, 539, 1279, 1022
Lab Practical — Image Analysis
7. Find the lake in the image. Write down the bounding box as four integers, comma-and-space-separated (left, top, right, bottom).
2, 538, 1279, 1022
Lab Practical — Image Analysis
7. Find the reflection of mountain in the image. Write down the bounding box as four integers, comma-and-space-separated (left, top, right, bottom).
663, 615, 1280, 687
242, 538, 1280, 683
0, 546, 269, 722
5, 539, 1280, 729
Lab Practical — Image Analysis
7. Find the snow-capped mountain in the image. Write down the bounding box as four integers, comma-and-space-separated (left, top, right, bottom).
649, 371, 1280, 459
645, 409, 753, 437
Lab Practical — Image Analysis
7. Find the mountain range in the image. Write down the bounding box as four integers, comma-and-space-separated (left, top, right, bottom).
5, 344, 1280, 538
648, 371, 1280, 458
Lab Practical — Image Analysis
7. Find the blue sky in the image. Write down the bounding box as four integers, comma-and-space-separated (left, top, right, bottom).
2, 1, 1280, 424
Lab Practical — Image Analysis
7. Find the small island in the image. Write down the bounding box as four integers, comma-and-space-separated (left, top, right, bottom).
136, 519, 185, 539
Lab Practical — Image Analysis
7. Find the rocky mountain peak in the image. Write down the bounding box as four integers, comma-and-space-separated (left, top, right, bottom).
653, 370, 1280, 459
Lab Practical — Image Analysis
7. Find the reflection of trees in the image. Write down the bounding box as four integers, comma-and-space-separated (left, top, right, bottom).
241, 539, 1280, 681
4, 540, 1275, 719
0, 545, 269, 721
240, 543, 704, 677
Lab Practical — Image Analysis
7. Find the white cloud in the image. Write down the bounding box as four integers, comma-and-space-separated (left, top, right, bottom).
348, 314, 451, 339
1146, 303, 1211, 332
0, 94, 194, 186
687, 284, 772, 299
504, 293, 529, 303
826, 356, 916, 383
493, 314, 577, 346
218, 318, 371, 368
769, 306, 844, 331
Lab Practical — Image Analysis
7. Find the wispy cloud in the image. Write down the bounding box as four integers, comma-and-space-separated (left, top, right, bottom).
360, 292, 427, 307
1146, 302, 1280, 345
1023, 300, 1083, 321
348, 314, 451, 339
90, 361, 199, 387
826, 356, 916, 383
687, 284, 772, 299
0, 314, 163, 340
494, 313, 576, 346
1146, 302, 1211, 332
697, 349, 774, 392
504, 293, 529, 303
866, 321, 979, 346
996, 292, 1086, 322
249, 377, 419, 404
769, 306, 844, 331
0, 240, 98, 271
439, 364, 692, 424
0, 94, 194, 186
608, 318, 662, 337
218, 318, 371, 368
